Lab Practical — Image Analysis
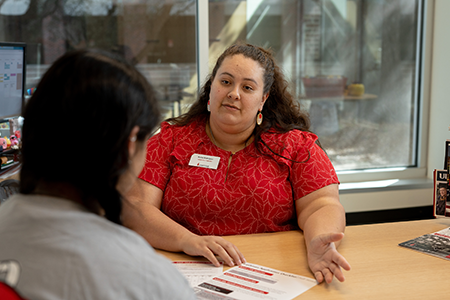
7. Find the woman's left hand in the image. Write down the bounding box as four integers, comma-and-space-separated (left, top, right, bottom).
307, 232, 351, 284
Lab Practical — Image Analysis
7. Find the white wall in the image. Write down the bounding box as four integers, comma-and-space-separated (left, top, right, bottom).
341, 188, 432, 213
427, 0, 450, 175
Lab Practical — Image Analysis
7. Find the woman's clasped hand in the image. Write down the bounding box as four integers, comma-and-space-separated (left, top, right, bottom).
179, 234, 246, 267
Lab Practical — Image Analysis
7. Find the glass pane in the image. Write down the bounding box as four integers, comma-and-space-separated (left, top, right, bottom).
208, 0, 420, 171
0, 0, 198, 119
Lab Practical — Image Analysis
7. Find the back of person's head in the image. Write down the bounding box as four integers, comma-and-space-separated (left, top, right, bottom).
20, 49, 160, 224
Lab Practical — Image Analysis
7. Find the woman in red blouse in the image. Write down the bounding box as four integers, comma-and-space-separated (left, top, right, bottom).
123, 43, 351, 284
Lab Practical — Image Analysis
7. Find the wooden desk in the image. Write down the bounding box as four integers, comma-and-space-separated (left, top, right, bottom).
156, 219, 450, 299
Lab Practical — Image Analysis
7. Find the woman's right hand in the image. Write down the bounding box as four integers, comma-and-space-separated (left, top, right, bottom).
123, 180, 245, 267
180, 234, 246, 267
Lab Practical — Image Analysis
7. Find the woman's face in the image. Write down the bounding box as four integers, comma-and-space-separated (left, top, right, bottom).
209, 54, 268, 134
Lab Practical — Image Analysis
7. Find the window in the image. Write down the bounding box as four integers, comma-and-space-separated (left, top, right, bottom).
0, 0, 198, 118
205, 0, 424, 173
1, 0, 428, 179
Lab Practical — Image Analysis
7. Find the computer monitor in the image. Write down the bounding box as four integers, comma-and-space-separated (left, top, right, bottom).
0, 42, 26, 123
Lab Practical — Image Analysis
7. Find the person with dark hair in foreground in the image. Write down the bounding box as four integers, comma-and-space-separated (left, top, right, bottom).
0, 49, 195, 299
123, 43, 351, 284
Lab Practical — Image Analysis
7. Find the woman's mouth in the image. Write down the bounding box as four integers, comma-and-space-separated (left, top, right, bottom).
222, 104, 239, 110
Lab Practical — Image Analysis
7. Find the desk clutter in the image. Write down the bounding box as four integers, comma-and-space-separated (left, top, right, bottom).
0, 118, 21, 172
402, 131, 450, 262
399, 226, 450, 261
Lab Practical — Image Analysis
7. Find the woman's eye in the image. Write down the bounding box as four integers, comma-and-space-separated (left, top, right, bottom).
244, 86, 253, 91
221, 80, 230, 85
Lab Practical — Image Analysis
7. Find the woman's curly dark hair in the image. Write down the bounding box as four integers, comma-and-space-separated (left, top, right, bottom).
166, 43, 316, 157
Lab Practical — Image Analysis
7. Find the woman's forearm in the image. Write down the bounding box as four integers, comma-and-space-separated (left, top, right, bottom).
121, 179, 196, 252
121, 182, 246, 267
296, 184, 346, 248
301, 203, 346, 248
121, 198, 196, 251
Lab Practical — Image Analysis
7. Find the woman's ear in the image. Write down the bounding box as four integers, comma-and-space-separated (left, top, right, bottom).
127, 126, 140, 158
260, 92, 269, 110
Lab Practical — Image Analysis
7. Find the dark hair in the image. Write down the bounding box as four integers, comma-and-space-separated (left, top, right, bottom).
166, 43, 314, 157
20, 49, 160, 224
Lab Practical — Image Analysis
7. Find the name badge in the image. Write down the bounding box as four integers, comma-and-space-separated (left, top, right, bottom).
189, 153, 220, 169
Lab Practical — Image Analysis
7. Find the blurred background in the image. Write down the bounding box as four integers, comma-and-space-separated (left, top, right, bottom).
0, 0, 422, 172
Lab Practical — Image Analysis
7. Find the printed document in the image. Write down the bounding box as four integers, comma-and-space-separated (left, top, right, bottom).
173, 261, 223, 287
194, 262, 317, 300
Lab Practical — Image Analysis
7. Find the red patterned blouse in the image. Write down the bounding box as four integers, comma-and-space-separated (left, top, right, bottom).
139, 117, 339, 236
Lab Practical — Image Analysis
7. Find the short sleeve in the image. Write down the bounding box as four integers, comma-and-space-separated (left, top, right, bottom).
138, 122, 175, 191
289, 131, 339, 199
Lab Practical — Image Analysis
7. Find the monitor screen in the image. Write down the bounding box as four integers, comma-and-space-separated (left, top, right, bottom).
0, 42, 26, 122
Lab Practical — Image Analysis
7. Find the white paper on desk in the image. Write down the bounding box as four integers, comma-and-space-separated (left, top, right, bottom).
173, 261, 223, 287
194, 263, 317, 300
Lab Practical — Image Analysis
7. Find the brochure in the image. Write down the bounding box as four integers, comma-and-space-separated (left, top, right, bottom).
398, 227, 450, 261
193, 263, 317, 300
433, 169, 448, 217
173, 261, 223, 287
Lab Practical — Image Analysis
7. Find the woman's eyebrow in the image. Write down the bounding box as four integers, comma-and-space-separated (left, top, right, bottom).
220, 72, 258, 85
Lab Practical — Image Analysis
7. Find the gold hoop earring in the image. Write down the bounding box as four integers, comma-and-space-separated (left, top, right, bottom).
257, 111, 263, 126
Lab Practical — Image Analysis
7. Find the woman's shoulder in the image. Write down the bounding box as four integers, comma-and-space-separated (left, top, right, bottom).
261, 128, 319, 149
151, 118, 207, 159
160, 118, 204, 135
154, 118, 206, 144
258, 129, 320, 163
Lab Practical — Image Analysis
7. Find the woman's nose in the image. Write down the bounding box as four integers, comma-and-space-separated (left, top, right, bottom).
227, 87, 240, 100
